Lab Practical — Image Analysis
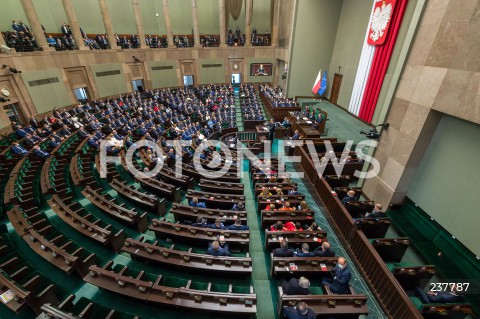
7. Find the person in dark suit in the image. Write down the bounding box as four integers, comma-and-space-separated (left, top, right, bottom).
291, 130, 300, 140
29, 116, 39, 129
321, 257, 352, 294
33, 145, 49, 159
48, 136, 60, 149
14, 126, 28, 138
206, 240, 231, 256
341, 190, 357, 205
268, 118, 276, 141
60, 23, 71, 36
294, 243, 315, 257
11, 142, 28, 155
313, 242, 335, 257
283, 302, 316, 319
281, 277, 310, 295
227, 218, 249, 231
191, 216, 208, 228
288, 187, 300, 195
208, 218, 226, 230
415, 286, 466, 304
365, 203, 387, 218
273, 240, 294, 257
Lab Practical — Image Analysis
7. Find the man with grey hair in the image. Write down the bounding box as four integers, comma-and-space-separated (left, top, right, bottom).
321, 257, 352, 294
281, 277, 310, 295
283, 301, 316, 319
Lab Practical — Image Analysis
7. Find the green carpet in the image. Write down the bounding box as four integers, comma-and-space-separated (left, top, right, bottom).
242, 163, 277, 319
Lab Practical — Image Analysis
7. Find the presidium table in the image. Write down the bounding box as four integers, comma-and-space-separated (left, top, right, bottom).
287, 111, 326, 138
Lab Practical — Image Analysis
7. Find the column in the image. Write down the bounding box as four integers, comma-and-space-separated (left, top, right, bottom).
245, 0, 253, 46
62, 0, 88, 50
19, 0, 53, 51
191, 0, 201, 47
270, 0, 280, 47
131, 0, 147, 48
97, 0, 120, 49
162, 0, 173, 47
218, 0, 227, 47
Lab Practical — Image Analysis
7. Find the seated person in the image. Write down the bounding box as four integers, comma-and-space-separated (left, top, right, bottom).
321, 257, 351, 294
260, 187, 272, 196
313, 242, 335, 257
364, 203, 386, 218
11, 142, 28, 156
208, 218, 226, 230
199, 150, 208, 160
33, 145, 50, 159
297, 200, 308, 210
270, 221, 297, 231
48, 136, 60, 149
189, 196, 206, 208
291, 130, 300, 141
295, 243, 314, 257
217, 235, 229, 251
281, 277, 310, 295
231, 202, 245, 211
283, 302, 316, 319
303, 221, 319, 231
227, 218, 249, 230
207, 240, 231, 256
265, 203, 276, 211
273, 239, 294, 257
341, 190, 357, 205
279, 202, 295, 211
415, 286, 466, 304
288, 187, 300, 195
191, 216, 208, 228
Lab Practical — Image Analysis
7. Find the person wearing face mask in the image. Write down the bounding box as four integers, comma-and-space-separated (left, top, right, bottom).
321, 257, 352, 294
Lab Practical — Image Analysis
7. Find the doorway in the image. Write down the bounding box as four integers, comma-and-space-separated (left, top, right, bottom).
231, 73, 241, 86
132, 79, 144, 93
183, 75, 194, 88
73, 87, 89, 104
3, 103, 22, 124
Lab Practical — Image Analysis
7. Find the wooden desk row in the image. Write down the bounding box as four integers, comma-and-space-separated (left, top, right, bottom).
122, 237, 252, 276
84, 262, 257, 315
175, 162, 241, 183
199, 179, 244, 195
7, 205, 96, 277
48, 195, 126, 252
260, 209, 315, 229
170, 203, 247, 224
278, 287, 369, 317
110, 178, 166, 215
0, 234, 59, 315
81, 186, 149, 232
186, 189, 245, 210
40, 295, 140, 319
265, 230, 327, 250
150, 219, 250, 249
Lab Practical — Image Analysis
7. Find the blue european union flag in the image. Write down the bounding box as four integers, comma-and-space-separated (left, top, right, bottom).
318, 71, 328, 95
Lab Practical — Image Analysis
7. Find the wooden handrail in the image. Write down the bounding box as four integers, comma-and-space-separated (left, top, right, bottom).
297, 146, 423, 319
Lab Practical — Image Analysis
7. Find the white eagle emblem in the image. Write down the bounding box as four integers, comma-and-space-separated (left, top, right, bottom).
369, 3, 392, 42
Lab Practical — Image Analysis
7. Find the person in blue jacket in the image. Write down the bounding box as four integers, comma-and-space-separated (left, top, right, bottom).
189, 197, 206, 208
